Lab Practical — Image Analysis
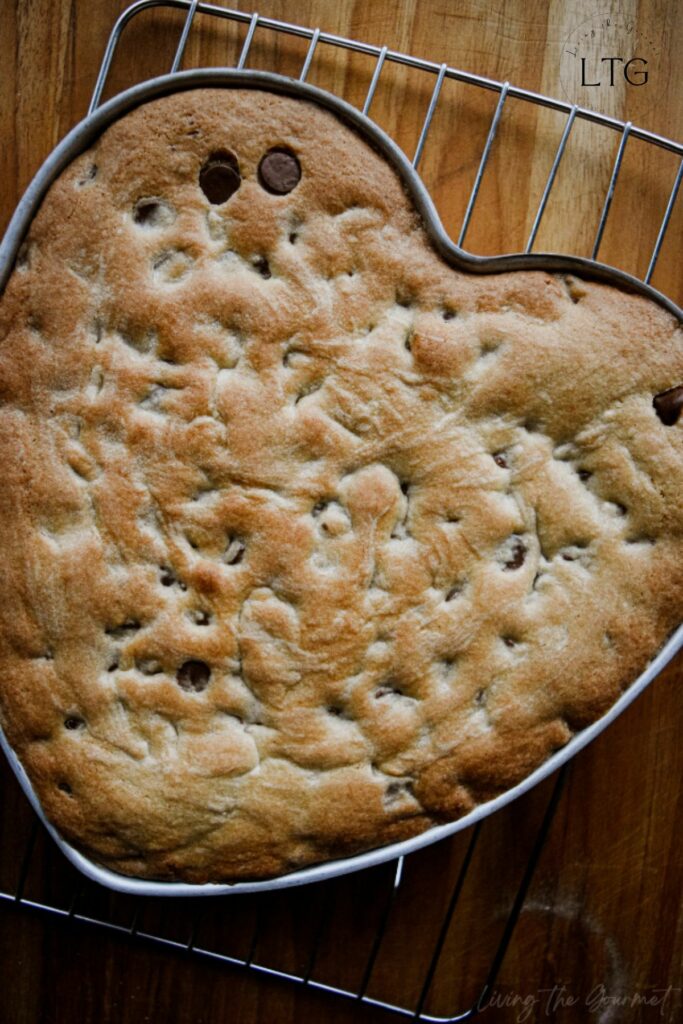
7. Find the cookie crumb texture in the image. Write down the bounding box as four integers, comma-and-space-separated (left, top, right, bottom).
0, 89, 681, 883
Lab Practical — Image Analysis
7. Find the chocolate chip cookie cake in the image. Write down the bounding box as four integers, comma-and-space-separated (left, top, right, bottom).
0, 87, 681, 882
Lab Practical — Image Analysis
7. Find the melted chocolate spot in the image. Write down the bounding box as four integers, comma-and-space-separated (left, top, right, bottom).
504, 538, 526, 570
176, 659, 211, 692
258, 148, 301, 195
199, 152, 241, 205
653, 385, 683, 426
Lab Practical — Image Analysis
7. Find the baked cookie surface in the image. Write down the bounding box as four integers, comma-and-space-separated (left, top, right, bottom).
0, 87, 681, 882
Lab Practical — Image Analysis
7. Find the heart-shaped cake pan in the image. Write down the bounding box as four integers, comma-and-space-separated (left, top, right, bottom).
0, 70, 681, 895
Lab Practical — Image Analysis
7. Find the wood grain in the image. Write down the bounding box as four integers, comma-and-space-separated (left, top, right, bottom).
0, 2, 681, 1022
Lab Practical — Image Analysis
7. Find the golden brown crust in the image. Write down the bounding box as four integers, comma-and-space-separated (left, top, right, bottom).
0, 87, 681, 882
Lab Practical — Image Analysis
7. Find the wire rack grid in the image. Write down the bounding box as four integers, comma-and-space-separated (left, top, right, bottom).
89, 0, 683, 284
1, 2, 681, 1021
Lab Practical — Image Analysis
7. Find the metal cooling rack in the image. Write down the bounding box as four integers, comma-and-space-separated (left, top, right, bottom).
90, 0, 683, 280
1, 2, 681, 1020
0, 753, 567, 1020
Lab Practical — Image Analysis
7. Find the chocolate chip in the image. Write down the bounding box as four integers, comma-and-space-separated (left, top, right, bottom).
504, 538, 526, 570
385, 780, 413, 802
134, 200, 160, 225
77, 164, 97, 187
133, 198, 175, 229
258, 148, 301, 195
176, 659, 211, 692
199, 152, 241, 205
253, 256, 271, 279
653, 385, 683, 426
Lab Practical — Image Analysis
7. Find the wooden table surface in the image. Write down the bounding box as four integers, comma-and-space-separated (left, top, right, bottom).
0, 1, 681, 1022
